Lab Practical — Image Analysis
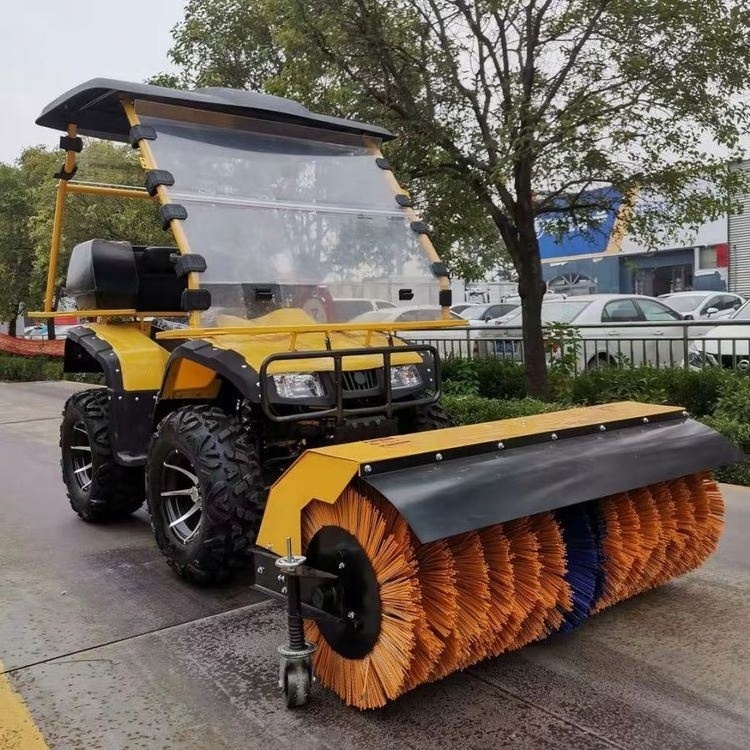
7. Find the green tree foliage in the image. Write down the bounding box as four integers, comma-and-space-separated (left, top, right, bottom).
23, 141, 167, 306
0, 164, 35, 335
159, 0, 750, 395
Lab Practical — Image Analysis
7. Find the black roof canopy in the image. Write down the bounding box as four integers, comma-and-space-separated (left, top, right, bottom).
36, 78, 394, 142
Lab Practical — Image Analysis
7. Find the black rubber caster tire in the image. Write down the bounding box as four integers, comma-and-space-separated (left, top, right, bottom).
283, 662, 312, 708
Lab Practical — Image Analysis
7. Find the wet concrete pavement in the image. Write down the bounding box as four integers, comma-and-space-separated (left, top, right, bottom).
1, 381, 749, 749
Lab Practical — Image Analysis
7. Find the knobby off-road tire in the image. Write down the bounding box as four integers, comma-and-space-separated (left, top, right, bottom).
60, 388, 145, 522
146, 405, 264, 585
399, 400, 455, 433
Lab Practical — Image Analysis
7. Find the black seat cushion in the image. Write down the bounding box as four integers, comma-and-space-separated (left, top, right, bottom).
65, 239, 139, 310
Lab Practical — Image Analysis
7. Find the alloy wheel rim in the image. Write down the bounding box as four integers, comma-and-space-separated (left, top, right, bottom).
160, 449, 202, 545
70, 422, 93, 493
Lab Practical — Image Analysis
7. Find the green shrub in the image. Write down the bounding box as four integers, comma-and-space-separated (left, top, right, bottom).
568, 367, 667, 406
700, 414, 750, 485
441, 357, 480, 396
0, 354, 64, 382
710, 372, 750, 422
441, 357, 527, 400
568, 366, 728, 417
442, 394, 565, 425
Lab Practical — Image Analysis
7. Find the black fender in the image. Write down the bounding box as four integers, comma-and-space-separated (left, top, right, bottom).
159, 339, 261, 405
64, 327, 156, 466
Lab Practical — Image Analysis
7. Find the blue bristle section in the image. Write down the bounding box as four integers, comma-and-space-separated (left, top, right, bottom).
556, 506, 599, 632
586, 504, 607, 606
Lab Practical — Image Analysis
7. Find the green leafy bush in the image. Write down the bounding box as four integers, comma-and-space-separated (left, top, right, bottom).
701, 414, 750, 485
567, 366, 727, 417
0, 354, 63, 382
442, 394, 566, 425
441, 357, 526, 400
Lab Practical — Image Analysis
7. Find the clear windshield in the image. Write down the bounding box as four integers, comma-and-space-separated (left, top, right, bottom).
136, 102, 436, 325
664, 295, 709, 312
731, 301, 750, 321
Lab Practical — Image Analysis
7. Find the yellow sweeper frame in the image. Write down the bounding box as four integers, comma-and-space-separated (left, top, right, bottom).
34, 79, 742, 713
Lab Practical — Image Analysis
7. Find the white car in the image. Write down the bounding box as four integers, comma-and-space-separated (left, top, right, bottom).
23, 323, 74, 340
658, 291, 743, 320
350, 306, 485, 357
688, 300, 750, 369
488, 294, 690, 369
460, 302, 520, 324
331, 298, 396, 321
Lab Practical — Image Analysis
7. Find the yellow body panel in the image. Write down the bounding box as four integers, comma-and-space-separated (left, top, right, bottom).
163, 358, 222, 399
309, 401, 683, 462
257, 452, 360, 554
155, 317, 466, 341
255, 401, 684, 554
85, 323, 170, 391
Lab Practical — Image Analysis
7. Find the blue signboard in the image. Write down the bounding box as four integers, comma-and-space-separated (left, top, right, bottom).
536, 187, 622, 259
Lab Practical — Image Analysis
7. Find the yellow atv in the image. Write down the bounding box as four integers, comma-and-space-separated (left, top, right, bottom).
35, 79, 742, 709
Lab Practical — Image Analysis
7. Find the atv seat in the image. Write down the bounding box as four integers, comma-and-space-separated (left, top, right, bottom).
65, 239, 187, 311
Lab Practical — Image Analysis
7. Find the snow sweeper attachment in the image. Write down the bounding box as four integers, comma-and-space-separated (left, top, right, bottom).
252, 400, 743, 709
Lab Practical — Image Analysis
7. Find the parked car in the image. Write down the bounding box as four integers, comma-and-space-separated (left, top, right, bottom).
687, 299, 750, 369
658, 291, 743, 320
23, 323, 74, 340
350, 306, 487, 357
450, 303, 477, 315
349, 306, 461, 324
332, 297, 396, 321
487, 294, 690, 369
460, 301, 520, 324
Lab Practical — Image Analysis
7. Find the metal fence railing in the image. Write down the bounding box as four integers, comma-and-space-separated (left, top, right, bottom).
400, 319, 750, 374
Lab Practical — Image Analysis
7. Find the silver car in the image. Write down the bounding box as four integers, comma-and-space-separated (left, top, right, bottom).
488, 294, 688, 369
658, 291, 743, 320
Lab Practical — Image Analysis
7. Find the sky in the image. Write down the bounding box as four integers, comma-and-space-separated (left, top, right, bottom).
0, 0, 186, 165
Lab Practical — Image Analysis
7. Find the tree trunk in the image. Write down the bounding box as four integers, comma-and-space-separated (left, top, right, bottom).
515, 246, 548, 398
8, 316, 16, 337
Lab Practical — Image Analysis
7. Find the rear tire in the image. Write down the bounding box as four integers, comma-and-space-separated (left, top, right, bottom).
146, 405, 264, 585
60, 388, 145, 522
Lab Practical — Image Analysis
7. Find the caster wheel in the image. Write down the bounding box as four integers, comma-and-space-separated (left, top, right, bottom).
283, 661, 312, 708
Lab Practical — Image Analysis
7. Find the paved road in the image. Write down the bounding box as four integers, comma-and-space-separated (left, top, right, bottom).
1, 381, 748, 749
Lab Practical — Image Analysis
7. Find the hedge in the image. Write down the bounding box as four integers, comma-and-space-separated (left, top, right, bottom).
441, 359, 750, 486
0, 353, 64, 382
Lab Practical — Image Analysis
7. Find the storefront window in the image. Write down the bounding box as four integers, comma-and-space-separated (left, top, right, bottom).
699, 246, 717, 269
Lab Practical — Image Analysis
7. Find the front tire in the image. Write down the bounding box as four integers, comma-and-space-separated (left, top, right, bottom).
399, 400, 454, 433
146, 405, 265, 584
60, 388, 145, 522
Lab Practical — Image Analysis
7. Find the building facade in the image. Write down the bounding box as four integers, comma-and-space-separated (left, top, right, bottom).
539, 193, 729, 296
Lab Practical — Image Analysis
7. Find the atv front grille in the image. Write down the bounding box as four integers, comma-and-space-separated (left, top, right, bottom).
342, 370, 378, 391
259, 344, 440, 423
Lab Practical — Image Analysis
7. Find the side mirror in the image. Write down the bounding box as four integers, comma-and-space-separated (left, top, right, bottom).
706, 307, 719, 317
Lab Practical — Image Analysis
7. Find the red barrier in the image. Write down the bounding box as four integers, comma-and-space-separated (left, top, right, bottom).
0, 333, 64, 358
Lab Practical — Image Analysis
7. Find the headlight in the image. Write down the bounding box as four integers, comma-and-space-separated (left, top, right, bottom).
272, 373, 324, 399
390, 365, 422, 390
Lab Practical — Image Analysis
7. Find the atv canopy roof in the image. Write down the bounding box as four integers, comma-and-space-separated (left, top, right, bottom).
36, 78, 394, 143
